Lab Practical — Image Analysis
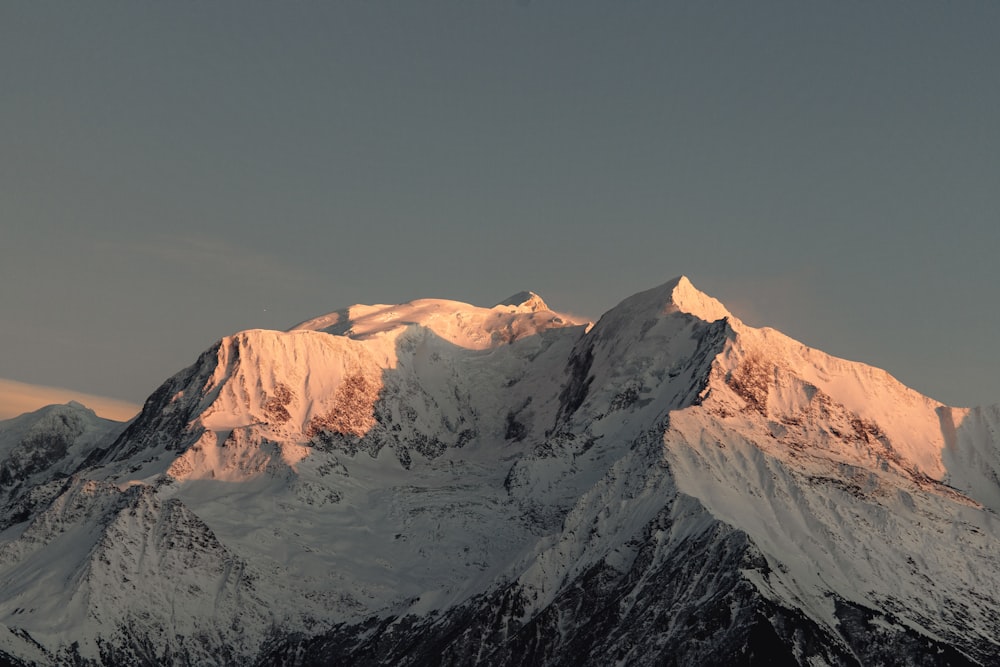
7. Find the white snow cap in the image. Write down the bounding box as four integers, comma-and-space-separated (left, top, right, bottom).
610, 276, 732, 324
495, 291, 549, 312
668, 276, 732, 322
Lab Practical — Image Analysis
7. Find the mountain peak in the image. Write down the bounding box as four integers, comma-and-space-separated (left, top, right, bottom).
606, 276, 732, 325
495, 291, 548, 312
668, 276, 732, 322
5, 276, 1000, 665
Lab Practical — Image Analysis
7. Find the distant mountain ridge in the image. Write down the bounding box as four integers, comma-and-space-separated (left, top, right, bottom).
1, 277, 998, 666
0, 378, 140, 421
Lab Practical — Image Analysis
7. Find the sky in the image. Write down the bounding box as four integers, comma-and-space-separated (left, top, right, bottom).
2, 1, 999, 413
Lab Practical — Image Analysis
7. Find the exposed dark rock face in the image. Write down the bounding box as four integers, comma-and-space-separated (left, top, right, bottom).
256, 499, 981, 667
95, 342, 227, 465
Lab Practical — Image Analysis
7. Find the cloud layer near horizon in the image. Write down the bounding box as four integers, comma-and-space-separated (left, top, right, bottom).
0, 378, 141, 422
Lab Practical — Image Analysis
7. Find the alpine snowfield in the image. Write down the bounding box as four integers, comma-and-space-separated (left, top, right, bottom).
1, 278, 998, 666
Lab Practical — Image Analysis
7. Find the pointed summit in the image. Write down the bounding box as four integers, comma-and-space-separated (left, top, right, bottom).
668, 276, 732, 323
602, 276, 733, 327
495, 291, 549, 312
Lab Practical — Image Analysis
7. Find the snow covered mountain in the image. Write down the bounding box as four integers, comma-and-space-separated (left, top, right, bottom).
1, 277, 999, 666
0, 379, 140, 422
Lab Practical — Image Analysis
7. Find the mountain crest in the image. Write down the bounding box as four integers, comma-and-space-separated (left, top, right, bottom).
668, 275, 732, 322
3, 276, 1000, 666
496, 290, 549, 312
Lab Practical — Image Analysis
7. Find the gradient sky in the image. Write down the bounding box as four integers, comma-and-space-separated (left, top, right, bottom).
2, 1, 999, 410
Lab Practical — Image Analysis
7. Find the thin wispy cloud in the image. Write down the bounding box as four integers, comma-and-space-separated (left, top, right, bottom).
93, 234, 314, 289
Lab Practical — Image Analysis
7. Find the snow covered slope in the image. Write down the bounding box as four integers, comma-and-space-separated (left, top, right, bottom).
0, 402, 125, 530
1, 278, 999, 666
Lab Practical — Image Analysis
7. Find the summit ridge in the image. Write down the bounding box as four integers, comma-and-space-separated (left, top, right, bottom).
495, 290, 549, 312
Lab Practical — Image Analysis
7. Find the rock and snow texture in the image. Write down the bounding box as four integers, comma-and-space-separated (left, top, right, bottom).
1, 276, 1000, 666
